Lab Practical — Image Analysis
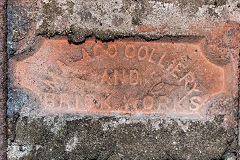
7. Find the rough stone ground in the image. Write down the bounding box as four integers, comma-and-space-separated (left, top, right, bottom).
0, 0, 7, 159
6, 0, 240, 159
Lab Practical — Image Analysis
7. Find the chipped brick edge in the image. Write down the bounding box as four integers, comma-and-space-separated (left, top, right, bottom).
0, 0, 7, 159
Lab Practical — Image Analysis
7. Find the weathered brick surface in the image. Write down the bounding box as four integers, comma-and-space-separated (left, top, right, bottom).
0, 0, 7, 159
9, 37, 236, 120
6, 0, 240, 159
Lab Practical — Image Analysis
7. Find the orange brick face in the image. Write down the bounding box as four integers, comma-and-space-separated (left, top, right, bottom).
10, 37, 235, 119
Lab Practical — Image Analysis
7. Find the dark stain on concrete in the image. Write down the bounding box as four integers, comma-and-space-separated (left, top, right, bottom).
7, 115, 237, 159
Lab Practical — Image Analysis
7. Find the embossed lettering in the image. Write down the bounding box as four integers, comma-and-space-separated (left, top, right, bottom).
12, 38, 227, 119
84, 94, 100, 109
149, 49, 158, 64
180, 71, 195, 88
167, 60, 177, 72
170, 61, 186, 79
130, 70, 139, 86
101, 69, 112, 85
138, 46, 149, 61
143, 96, 154, 111
81, 47, 91, 61
189, 96, 201, 110
157, 52, 166, 69
125, 45, 136, 58
123, 96, 138, 110
100, 95, 112, 110
114, 69, 126, 85
93, 44, 104, 57
107, 44, 118, 58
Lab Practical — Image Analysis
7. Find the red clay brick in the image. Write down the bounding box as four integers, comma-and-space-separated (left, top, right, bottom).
10, 32, 238, 120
